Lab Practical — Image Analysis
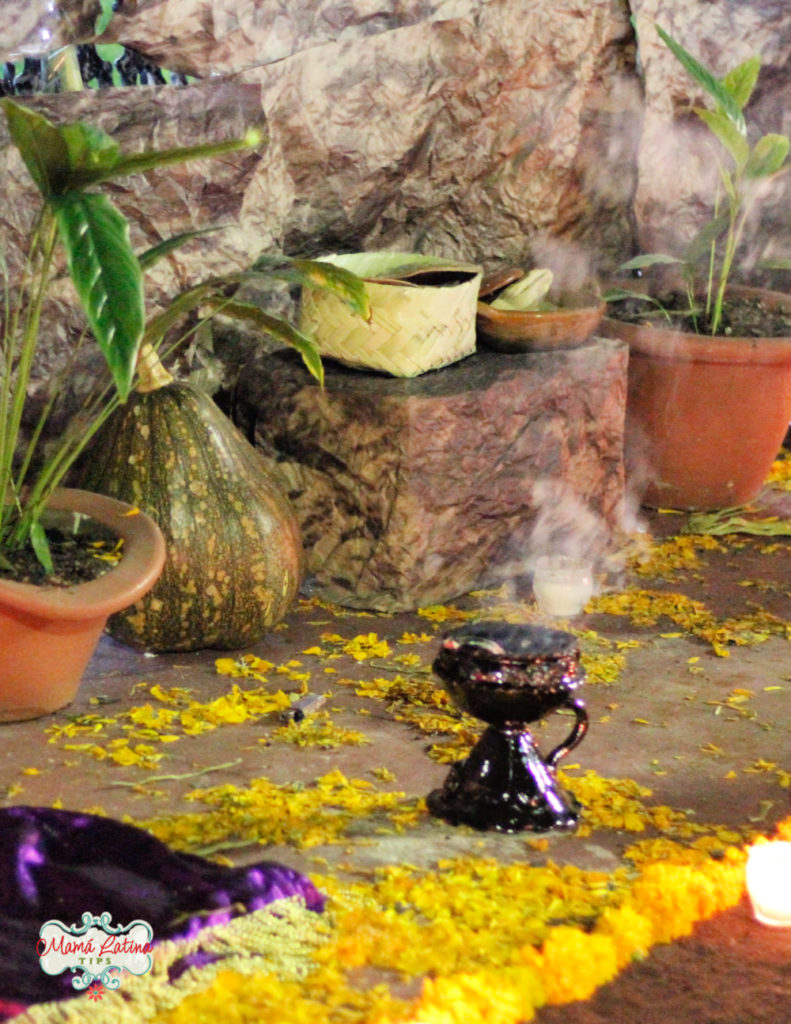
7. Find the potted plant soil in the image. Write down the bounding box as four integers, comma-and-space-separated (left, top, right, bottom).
0, 98, 368, 716
601, 26, 791, 511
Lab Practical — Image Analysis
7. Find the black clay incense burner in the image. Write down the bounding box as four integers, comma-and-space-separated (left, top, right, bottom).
427, 621, 588, 833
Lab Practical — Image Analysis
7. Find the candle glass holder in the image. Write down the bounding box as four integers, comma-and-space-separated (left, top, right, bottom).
427, 621, 588, 833
532, 555, 594, 618
746, 842, 791, 927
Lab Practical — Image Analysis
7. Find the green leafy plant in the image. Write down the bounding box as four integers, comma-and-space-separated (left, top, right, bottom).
0, 98, 368, 571
609, 24, 790, 335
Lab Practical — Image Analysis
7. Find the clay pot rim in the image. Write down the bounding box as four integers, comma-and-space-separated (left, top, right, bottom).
476, 300, 606, 352
0, 488, 166, 621
476, 298, 605, 326
602, 285, 791, 366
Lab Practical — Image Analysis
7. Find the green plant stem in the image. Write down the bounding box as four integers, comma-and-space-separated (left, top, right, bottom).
706, 190, 721, 322
683, 279, 699, 333
711, 194, 741, 335
0, 266, 12, 509
13, 329, 91, 494
0, 99, 279, 570
9, 385, 122, 548
711, 187, 759, 336
0, 224, 42, 499
1, 214, 57, 544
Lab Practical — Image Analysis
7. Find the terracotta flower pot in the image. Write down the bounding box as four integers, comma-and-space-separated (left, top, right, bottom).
600, 286, 791, 510
0, 488, 166, 722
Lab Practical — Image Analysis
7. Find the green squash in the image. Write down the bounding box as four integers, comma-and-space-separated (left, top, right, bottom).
83, 381, 304, 652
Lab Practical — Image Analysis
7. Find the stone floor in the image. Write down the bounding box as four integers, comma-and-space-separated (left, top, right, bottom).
2, 491, 791, 1021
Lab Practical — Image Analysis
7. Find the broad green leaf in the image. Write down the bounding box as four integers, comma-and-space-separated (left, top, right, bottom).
744, 133, 790, 179
210, 299, 324, 384
142, 272, 327, 383
722, 56, 760, 110
694, 108, 750, 170
142, 280, 228, 347
617, 254, 682, 272
601, 287, 648, 302
295, 258, 372, 317
250, 255, 371, 320
1, 99, 70, 198
137, 226, 229, 271
250, 253, 301, 273
656, 25, 746, 134
600, 288, 675, 322
146, 285, 326, 383
67, 128, 265, 190
54, 193, 144, 400
29, 520, 53, 574
683, 506, 791, 536
682, 211, 730, 264
292, 259, 370, 320
60, 122, 120, 179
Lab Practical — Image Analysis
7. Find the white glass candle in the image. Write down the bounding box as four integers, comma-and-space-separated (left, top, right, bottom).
532, 555, 594, 618
746, 842, 791, 927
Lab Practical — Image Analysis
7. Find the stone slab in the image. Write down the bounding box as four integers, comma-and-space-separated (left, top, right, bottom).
234, 340, 627, 612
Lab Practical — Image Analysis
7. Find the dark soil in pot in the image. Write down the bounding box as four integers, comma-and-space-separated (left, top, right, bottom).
607, 290, 791, 337
0, 521, 120, 587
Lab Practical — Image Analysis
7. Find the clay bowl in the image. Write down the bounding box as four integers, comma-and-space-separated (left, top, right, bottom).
476, 296, 606, 353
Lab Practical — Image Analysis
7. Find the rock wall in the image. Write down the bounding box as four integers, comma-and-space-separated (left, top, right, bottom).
94, 0, 640, 278
2, 1, 791, 386
3, 0, 791, 298
1, 0, 639, 323
93, 0, 791, 286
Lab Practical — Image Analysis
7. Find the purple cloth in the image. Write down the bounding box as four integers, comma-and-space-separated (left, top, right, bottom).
0, 806, 324, 1016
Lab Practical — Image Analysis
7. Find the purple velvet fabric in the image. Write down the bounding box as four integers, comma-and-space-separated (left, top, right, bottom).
0, 806, 324, 1017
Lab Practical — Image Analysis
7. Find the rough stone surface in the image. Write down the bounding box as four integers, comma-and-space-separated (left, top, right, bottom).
0, 0, 640, 377
4, 0, 791, 560
0, 1, 101, 61
100, 0, 477, 77
245, 5, 639, 273
93, 0, 791, 284
233, 341, 627, 611
4, 0, 791, 318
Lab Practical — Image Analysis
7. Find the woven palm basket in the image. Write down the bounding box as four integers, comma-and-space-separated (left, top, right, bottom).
299, 252, 482, 377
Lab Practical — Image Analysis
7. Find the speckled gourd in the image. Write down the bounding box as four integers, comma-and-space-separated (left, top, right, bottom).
82, 348, 304, 652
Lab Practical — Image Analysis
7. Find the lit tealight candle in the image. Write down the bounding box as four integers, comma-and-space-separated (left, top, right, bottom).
745, 841, 791, 927
532, 555, 594, 618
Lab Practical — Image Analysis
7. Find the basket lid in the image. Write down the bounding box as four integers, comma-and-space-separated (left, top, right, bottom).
317, 251, 481, 286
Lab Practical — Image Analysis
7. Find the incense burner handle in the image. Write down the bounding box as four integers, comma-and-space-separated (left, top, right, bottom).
546, 696, 588, 769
